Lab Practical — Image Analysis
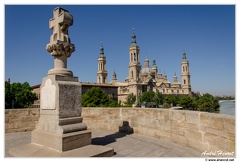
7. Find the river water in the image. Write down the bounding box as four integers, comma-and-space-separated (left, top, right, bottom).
219, 101, 235, 116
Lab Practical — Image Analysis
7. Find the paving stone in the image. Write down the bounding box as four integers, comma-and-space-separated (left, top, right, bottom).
5, 130, 202, 157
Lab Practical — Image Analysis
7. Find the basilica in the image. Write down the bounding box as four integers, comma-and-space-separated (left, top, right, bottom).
97, 29, 192, 104
31, 29, 192, 108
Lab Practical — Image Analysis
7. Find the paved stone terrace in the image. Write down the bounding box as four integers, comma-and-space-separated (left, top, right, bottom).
5, 130, 202, 157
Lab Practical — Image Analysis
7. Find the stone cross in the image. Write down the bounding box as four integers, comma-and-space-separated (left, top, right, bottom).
49, 7, 73, 44
46, 7, 75, 76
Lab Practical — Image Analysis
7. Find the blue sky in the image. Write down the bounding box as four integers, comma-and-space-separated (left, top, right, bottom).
4, 5, 235, 96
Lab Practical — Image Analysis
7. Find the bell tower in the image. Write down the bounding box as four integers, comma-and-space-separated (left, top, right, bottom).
97, 41, 108, 83
128, 28, 141, 83
128, 28, 142, 106
181, 51, 191, 94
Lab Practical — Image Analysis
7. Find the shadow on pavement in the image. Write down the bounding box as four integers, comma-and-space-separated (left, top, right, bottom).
92, 121, 134, 146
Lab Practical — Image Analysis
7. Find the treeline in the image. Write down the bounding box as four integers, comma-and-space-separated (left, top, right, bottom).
215, 96, 235, 100
5, 81, 220, 113
125, 91, 220, 112
82, 87, 220, 113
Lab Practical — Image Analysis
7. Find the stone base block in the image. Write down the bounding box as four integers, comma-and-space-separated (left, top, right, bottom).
9, 143, 114, 157
31, 129, 91, 152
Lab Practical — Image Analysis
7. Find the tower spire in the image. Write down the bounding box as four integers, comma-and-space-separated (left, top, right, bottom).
174, 72, 177, 82
99, 41, 105, 58
131, 27, 137, 46
182, 49, 187, 61
113, 69, 117, 80
152, 57, 157, 68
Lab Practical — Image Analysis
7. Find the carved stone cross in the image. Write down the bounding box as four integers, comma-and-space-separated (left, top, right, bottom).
46, 7, 75, 76
49, 7, 73, 44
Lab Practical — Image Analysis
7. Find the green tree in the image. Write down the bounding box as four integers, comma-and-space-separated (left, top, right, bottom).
140, 91, 155, 103
154, 91, 164, 106
82, 87, 119, 107
197, 93, 220, 112
125, 93, 136, 107
179, 95, 196, 110
5, 81, 37, 108
163, 94, 174, 108
172, 95, 180, 106
5, 81, 12, 108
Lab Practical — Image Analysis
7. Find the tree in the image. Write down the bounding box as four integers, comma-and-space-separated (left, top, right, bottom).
172, 95, 180, 106
154, 91, 164, 106
5, 81, 37, 108
82, 87, 119, 107
197, 93, 220, 112
124, 93, 136, 107
179, 95, 196, 110
5, 81, 12, 108
163, 94, 174, 108
140, 91, 155, 103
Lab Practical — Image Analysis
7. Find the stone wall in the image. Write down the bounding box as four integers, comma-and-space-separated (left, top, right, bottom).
5, 109, 40, 133
5, 108, 235, 155
82, 108, 235, 154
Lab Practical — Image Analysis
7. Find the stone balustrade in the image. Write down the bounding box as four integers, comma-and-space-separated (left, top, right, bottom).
5, 108, 235, 155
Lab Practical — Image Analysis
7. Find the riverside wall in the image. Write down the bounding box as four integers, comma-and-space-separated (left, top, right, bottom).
5, 108, 235, 154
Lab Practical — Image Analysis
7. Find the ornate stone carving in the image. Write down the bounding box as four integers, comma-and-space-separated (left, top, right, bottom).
46, 42, 75, 57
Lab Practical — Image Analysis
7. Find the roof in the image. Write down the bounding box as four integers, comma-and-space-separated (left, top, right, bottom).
113, 81, 129, 86
80, 82, 118, 88
32, 84, 41, 89
172, 81, 181, 85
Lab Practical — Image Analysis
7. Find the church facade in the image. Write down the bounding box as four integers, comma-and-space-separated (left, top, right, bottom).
97, 29, 192, 105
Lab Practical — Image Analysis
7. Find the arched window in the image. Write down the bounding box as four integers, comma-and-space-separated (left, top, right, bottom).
134, 53, 136, 61
184, 79, 186, 84
183, 66, 185, 72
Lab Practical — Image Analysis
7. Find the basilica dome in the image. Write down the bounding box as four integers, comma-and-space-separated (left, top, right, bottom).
141, 67, 154, 74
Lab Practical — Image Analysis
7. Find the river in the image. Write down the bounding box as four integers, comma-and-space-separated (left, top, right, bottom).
219, 101, 235, 116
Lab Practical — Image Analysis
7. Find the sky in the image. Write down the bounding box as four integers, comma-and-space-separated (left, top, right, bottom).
4, 4, 235, 96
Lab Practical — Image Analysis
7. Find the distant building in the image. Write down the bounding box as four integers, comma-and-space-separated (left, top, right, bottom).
80, 82, 118, 101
